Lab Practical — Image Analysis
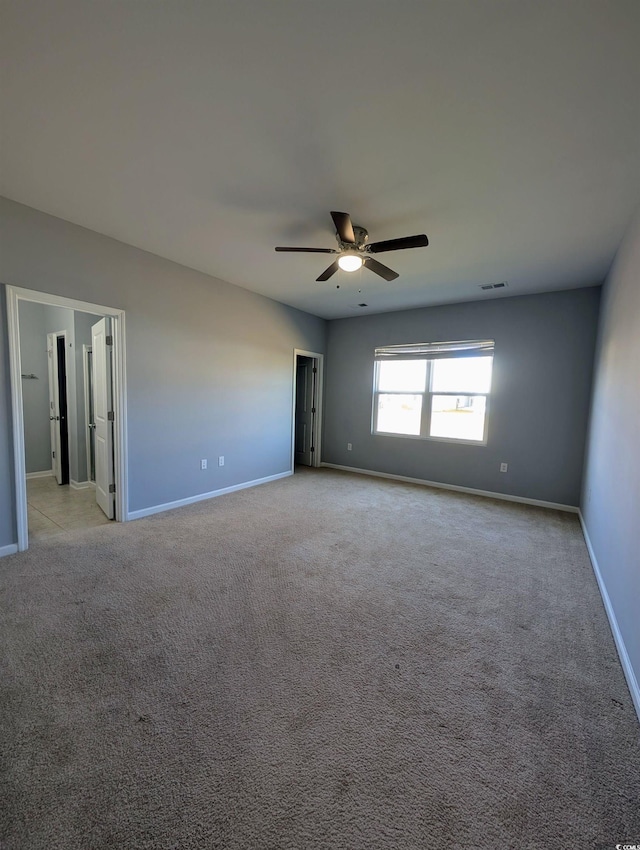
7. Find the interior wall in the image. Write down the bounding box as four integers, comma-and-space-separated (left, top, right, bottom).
0, 197, 326, 548
581, 207, 640, 708
323, 287, 601, 506
17, 301, 50, 474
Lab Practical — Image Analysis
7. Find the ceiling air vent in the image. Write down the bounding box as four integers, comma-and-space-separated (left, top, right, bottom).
480, 281, 508, 291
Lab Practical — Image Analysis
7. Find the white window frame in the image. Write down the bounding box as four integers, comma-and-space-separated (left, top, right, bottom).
371, 341, 494, 446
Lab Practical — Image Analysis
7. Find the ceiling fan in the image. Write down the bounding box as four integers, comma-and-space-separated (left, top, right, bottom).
275, 211, 429, 282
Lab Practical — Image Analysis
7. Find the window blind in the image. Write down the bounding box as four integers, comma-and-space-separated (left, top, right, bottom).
374, 339, 494, 361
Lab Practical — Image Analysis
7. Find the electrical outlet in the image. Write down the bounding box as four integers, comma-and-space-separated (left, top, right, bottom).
218, 456, 225, 467
347, 443, 352, 451
200, 459, 207, 470
500, 462, 508, 473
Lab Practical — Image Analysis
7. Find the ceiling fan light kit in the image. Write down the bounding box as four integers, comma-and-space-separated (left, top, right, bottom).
338, 252, 363, 272
275, 211, 428, 283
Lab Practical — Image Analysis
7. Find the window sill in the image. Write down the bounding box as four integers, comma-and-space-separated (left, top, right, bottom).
373, 430, 488, 447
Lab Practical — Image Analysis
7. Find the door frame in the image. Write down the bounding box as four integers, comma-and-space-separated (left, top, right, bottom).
291, 349, 323, 470
6, 285, 128, 551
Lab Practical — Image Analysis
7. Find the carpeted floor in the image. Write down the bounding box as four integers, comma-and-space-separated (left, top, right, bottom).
1, 468, 639, 849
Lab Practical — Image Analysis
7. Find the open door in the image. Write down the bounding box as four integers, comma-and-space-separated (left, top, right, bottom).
294, 355, 316, 467
92, 318, 115, 519
46, 332, 69, 485
83, 346, 96, 484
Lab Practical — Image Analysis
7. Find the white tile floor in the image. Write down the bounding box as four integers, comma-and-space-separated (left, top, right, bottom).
27, 476, 112, 540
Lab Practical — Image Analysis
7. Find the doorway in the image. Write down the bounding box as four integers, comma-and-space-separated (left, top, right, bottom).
47, 331, 70, 486
292, 349, 323, 470
7, 286, 128, 551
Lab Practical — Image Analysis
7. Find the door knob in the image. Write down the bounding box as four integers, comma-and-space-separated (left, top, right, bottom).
49, 416, 54, 421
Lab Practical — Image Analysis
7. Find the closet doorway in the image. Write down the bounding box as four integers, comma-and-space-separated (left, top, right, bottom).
292, 349, 323, 470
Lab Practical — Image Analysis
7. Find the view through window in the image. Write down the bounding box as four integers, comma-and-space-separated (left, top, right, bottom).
373, 341, 494, 443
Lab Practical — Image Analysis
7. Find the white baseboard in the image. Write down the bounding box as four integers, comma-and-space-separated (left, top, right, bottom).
26, 470, 53, 480
127, 470, 293, 521
579, 512, 640, 724
70, 479, 94, 490
320, 463, 579, 513
0, 543, 19, 558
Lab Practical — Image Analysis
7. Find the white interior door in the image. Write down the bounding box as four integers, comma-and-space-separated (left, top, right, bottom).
295, 356, 316, 466
92, 318, 115, 519
46, 332, 62, 484
83, 346, 96, 483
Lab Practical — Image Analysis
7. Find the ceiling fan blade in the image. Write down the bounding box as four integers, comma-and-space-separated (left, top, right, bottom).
367, 234, 429, 253
316, 261, 340, 282
275, 246, 337, 253
330, 211, 356, 244
364, 257, 399, 281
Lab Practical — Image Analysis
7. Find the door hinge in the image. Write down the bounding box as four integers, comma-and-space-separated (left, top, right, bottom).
312, 367, 317, 373
311, 407, 316, 413
106, 335, 113, 346
310, 446, 315, 453
109, 483, 116, 494
52, 451, 55, 458
107, 411, 115, 421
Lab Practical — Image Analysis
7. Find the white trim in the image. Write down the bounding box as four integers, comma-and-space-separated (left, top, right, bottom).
113, 311, 129, 522
127, 471, 292, 520
7, 287, 28, 549
7, 286, 123, 316
320, 463, 579, 513
292, 349, 324, 470
70, 479, 93, 490
26, 470, 54, 480
6, 285, 129, 551
579, 511, 640, 724
0, 544, 19, 558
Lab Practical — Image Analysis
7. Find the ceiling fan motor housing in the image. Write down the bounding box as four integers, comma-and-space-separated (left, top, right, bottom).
337, 225, 369, 251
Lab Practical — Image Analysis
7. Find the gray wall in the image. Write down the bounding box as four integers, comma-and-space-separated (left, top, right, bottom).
323, 288, 601, 506
18, 301, 50, 473
0, 197, 326, 547
582, 207, 640, 704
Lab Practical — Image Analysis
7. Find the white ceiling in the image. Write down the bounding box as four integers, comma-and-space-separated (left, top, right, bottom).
2, 1, 639, 320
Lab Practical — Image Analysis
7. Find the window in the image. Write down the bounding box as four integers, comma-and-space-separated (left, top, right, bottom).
373, 340, 494, 443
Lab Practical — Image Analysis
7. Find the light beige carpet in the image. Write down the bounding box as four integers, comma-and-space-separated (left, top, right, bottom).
1, 468, 639, 849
